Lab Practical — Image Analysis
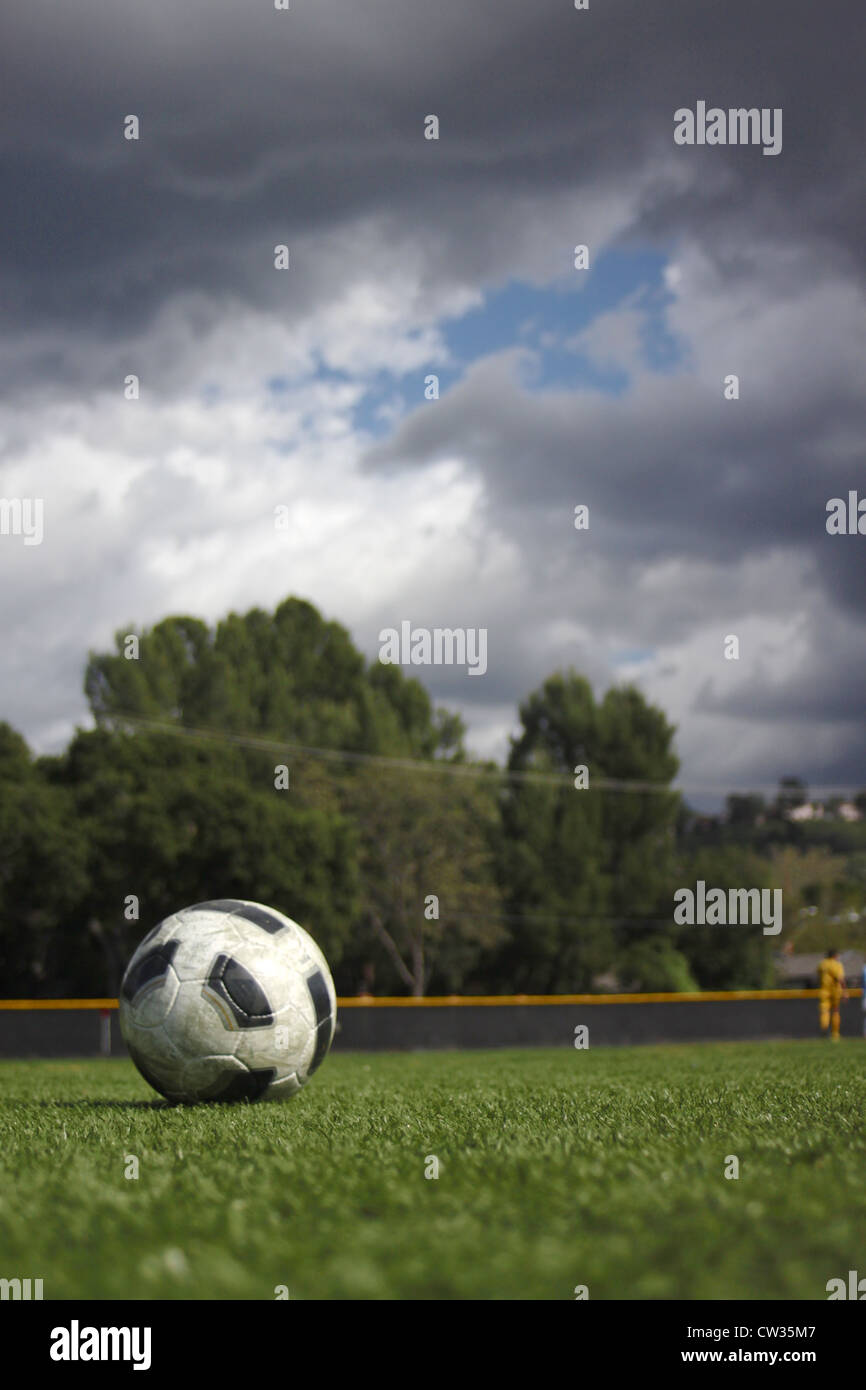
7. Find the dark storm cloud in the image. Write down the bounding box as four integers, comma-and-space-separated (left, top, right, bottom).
364, 343, 865, 579
2, 0, 863, 352
2, 0, 865, 799
360, 299, 866, 779
696, 625, 866, 727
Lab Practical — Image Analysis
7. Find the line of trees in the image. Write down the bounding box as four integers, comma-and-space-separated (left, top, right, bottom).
1, 597, 863, 998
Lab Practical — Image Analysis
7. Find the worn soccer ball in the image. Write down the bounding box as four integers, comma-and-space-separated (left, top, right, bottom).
118, 899, 337, 1103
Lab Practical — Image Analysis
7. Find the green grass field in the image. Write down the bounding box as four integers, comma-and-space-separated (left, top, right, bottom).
1, 1042, 864, 1300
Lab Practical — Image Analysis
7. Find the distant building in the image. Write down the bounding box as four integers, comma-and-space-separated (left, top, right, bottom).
775, 950, 864, 988
591, 971, 624, 993
785, 800, 862, 822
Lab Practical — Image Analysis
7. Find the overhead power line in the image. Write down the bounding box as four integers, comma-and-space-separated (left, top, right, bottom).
108, 714, 866, 800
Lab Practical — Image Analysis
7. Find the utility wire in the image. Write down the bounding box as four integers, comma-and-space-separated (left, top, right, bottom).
109, 714, 866, 801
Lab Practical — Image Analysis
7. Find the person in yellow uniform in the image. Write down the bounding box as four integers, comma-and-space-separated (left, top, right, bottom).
817, 949, 847, 1041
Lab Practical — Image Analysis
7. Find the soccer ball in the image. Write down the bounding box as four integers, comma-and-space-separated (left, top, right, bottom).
118, 899, 337, 1103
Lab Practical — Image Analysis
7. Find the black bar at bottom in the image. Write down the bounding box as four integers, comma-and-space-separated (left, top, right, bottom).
8, 1297, 858, 1375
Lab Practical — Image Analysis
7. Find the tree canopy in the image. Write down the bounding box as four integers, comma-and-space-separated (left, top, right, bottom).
3, 596, 854, 998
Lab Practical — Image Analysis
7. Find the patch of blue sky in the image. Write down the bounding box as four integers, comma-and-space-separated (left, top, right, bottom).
350, 374, 412, 438
304, 243, 687, 436
633, 277, 687, 375
442, 244, 685, 386
266, 362, 433, 441
266, 375, 290, 395
350, 364, 473, 439
264, 365, 367, 449
521, 345, 631, 397
266, 363, 354, 396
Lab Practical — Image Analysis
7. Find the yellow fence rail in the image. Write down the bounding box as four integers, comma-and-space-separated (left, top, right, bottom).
0, 988, 861, 1010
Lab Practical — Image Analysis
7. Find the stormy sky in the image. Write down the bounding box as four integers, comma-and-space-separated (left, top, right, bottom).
1, 0, 864, 805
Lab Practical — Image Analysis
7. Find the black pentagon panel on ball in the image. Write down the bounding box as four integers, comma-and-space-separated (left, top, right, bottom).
134, 922, 164, 953
203, 953, 275, 1028
121, 940, 180, 1003
213, 1067, 277, 1102
306, 968, 335, 1075
232, 902, 287, 935
184, 899, 247, 915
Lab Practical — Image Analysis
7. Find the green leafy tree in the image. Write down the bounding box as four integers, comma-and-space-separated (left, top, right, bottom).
493, 748, 610, 991
46, 728, 359, 994
617, 938, 699, 993
671, 845, 777, 989
725, 793, 767, 828
0, 725, 90, 994
343, 767, 504, 995
77, 597, 473, 995
495, 672, 680, 991
85, 598, 465, 759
